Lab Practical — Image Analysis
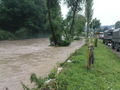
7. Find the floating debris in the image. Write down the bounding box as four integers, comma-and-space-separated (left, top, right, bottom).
45, 79, 55, 84
67, 60, 72, 63
57, 67, 63, 74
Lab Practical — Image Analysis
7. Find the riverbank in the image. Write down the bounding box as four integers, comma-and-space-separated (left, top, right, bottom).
52, 42, 120, 90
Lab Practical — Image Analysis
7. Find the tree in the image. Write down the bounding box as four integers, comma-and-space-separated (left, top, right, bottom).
74, 14, 86, 37
115, 21, 120, 29
90, 18, 101, 32
90, 18, 101, 34
46, 0, 64, 46
85, 0, 93, 37
0, 0, 36, 33
85, 0, 94, 69
0, 0, 47, 37
64, 0, 84, 37
26, 0, 47, 35
91, 18, 101, 47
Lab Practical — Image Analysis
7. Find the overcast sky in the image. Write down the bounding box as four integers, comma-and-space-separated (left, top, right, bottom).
61, 0, 120, 26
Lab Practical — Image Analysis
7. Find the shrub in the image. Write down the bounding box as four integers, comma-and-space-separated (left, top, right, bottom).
30, 73, 45, 88
48, 68, 57, 79
0, 29, 15, 40
49, 35, 71, 46
15, 28, 29, 39
74, 36, 80, 40
22, 73, 45, 90
58, 40, 71, 46
94, 38, 98, 47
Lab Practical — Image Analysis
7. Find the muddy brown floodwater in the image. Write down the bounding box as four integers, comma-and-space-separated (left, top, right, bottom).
0, 38, 85, 90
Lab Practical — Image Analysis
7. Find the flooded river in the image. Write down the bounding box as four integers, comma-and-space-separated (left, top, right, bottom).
0, 38, 85, 90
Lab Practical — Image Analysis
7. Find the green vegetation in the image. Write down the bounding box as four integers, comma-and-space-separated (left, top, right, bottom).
0, 0, 86, 46
47, 0, 86, 46
0, 0, 48, 40
55, 42, 120, 90
0, 29, 15, 40
64, 0, 84, 37
85, 0, 93, 37
23, 42, 120, 90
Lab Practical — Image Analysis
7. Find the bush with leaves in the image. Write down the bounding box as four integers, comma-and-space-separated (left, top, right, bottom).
22, 73, 45, 90
0, 0, 47, 38
15, 27, 29, 39
0, 29, 15, 40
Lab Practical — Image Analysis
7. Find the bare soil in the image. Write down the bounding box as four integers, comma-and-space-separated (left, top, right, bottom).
0, 38, 85, 90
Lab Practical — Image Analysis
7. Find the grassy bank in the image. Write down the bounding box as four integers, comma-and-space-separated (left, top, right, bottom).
55, 42, 120, 90
23, 42, 120, 90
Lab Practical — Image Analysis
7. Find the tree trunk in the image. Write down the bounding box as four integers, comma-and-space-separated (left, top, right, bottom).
94, 38, 98, 47
87, 45, 94, 69
86, 22, 89, 37
47, 0, 57, 45
69, 0, 79, 37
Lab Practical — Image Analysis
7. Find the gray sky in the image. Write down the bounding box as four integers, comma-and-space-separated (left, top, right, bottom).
61, 0, 120, 25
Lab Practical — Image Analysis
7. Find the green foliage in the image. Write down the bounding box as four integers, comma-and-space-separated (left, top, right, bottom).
0, 29, 15, 40
0, 0, 35, 32
58, 40, 71, 46
90, 18, 101, 30
74, 14, 86, 36
74, 36, 80, 40
0, 0, 86, 45
64, 0, 83, 11
15, 27, 29, 39
0, 0, 47, 38
85, 0, 93, 37
23, 42, 120, 90
47, 0, 65, 46
50, 34, 71, 46
94, 38, 98, 47
85, 0, 93, 23
55, 42, 120, 90
48, 68, 57, 79
56, 75, 68, 90
115, 21, 120, 29
22, 73, 45, 90
30, 73, 45, 88
64, 0, 84, 37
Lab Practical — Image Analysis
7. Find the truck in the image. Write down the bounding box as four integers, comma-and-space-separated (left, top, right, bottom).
103, 29, 113, 45
112, 28, 120, 51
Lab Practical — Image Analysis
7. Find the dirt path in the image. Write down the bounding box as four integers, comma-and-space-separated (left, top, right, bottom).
0, 38, 85, 90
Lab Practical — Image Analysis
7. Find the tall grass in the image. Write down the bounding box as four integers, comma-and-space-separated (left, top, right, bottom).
23, 42, 120, 90
55, 42, 120, 90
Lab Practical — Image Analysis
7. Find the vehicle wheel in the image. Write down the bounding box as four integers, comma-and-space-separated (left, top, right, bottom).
116, 48, 120, 52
